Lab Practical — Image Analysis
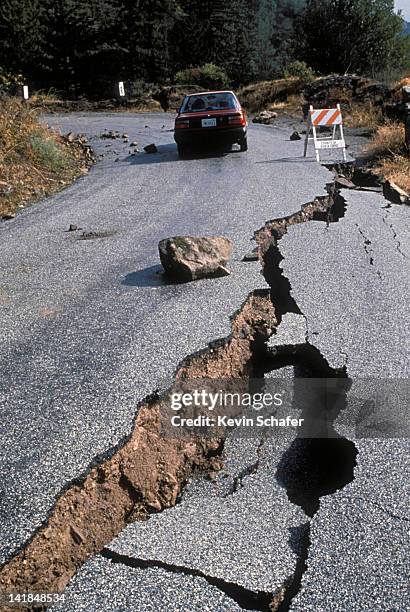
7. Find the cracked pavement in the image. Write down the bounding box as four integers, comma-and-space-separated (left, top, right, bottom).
276, 189, 410, 610
291, 439, 410, 612
0, 114, 329, 562
279, 189, 409, 375
1, 112, 409, 611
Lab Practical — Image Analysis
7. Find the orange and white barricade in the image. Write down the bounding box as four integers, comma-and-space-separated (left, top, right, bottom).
304, 104, 347, 162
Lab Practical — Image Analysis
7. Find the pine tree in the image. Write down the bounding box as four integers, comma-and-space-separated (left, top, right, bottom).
171, 0, 216, 70
0, 0, 46, 80
173, 0, 257, 84
120, 0, 184, 82
0, 0, 311, 92
294, 0, 407, 76
247, 0, 306, 79
42, 0, 123, 94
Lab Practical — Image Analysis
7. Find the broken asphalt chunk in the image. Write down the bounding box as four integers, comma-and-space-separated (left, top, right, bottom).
335, 176, 357, 190
64, 131, 75, 143
101, 130, 121, 140
242, 249, 259, 262
383, 180, 410, 206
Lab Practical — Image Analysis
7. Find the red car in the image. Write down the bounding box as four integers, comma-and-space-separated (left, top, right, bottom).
174, 90, 248, 157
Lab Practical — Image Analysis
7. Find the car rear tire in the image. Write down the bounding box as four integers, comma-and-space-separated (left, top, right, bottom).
240, 137, 248, 152
177, 143, 188, 158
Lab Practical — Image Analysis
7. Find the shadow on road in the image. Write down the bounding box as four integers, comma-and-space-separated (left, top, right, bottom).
121, 265, 168, 287
125, 143, 238, 165
125, 144, 178, 165
121, 265, 194, 287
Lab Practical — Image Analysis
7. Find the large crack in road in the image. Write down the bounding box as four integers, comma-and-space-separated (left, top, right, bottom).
1, 154, 404, 611
101, 548, 274, 612
0, 167, 362, 611
0, 292, 276, 606
254, 171, 360, 609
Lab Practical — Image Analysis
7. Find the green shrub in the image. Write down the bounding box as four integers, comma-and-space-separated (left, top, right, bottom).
284, 61, 315, 82
29, 134, 71, 172
0, 69, 24, 89
175, 64, 230, 89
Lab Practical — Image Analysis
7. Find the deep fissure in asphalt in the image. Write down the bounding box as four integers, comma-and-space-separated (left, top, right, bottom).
101, 548, 274, 612
260, 343, 358, 517
256, 174, 359, 610
0, 168, 366, 611
255, 180, 347, 323
276, 523, 310, 612
0, 292, 277, 607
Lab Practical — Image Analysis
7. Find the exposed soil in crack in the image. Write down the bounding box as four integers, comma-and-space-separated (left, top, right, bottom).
255, 183, 342, 249
0, 292, 276, 610
101, 548, 275, 612
1, 170, 363, 611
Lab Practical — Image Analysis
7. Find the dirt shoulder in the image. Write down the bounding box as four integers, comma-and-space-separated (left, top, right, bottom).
0, 98, 95, 219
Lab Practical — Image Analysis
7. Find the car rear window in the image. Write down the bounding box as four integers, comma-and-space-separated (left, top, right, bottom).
182, 93, 238, 113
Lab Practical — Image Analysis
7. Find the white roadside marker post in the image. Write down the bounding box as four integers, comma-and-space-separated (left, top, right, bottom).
304, 103, 347, 163
22, 85, 29, 101
118, 81, 125, 97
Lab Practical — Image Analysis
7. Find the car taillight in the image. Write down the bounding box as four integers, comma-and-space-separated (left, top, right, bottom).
228, 113, 246, 126
175, 119, 190, 129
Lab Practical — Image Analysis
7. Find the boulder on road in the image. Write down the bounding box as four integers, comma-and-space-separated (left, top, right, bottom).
252, 110, 277, 124
158, 236, 233, 282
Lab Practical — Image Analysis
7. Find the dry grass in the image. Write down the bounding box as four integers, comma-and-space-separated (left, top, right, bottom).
366, 122, 410, 194
29, 88, 64, 105
344, 103, 383, 129
267, 93, 304, 115
0, 98, 93, 217
366, 122, 405, 156
238, 77, 303, 113
376, 154, 410, 193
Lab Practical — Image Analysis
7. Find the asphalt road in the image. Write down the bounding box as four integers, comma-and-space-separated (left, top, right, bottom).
280, 190, 410, 610
1, 113, 408, 611
0, 113, 330, 564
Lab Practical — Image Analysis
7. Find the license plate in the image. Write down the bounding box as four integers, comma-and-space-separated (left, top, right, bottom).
201, 118, 217, 128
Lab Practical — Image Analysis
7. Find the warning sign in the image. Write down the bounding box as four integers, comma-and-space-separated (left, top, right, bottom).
304, 104, 347, 162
